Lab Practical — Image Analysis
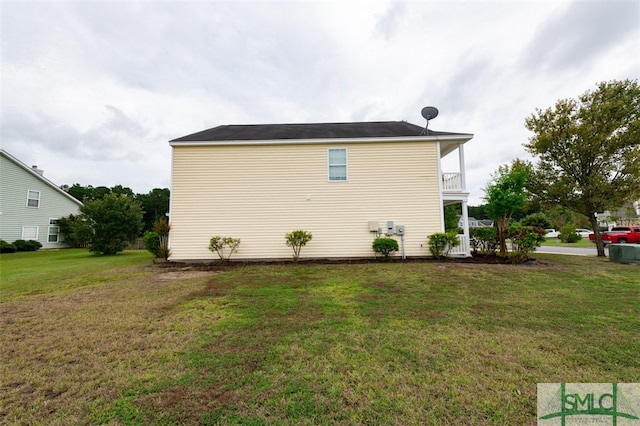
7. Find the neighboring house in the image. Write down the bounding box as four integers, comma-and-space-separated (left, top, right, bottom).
168, 121, 473, 261
0, 150, 82, 248
459, 216, 494, 228
596, 201, 640, 228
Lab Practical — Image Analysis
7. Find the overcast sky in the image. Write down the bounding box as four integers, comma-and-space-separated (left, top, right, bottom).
2, 0, 638, 205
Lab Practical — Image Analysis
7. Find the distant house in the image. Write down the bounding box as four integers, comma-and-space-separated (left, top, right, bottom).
168, 121, 473, 261
0, 150, 82, 248
459, 217, 494, 228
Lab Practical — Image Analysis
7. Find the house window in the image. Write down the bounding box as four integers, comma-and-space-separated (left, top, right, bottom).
48, 226, 60, 242
22, 226, 39, 240
27, 190, 40, 208
48, 219, 60, 242
328, 148, 347, 181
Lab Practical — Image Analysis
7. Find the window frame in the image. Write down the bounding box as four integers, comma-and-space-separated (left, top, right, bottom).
22, 226, 39, 240
327, 148, 348, 182
48, 218, 61, 243
26, 190, 40, 208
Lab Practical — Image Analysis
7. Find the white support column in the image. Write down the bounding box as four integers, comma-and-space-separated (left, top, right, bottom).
461, 199, 471, 257
458, 143, 467, 192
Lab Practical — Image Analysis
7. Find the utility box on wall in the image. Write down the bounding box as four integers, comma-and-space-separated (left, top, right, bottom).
396, 225, 405, 235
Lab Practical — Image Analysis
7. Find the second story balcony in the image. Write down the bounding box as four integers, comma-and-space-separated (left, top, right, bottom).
442, 172, 463, 192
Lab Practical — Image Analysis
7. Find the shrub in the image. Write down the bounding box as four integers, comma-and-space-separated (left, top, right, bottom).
13, 240, 42, 252
209, 236, 241, 261
559, 223, 581, 243
372, 237, 399, 258
143, 231, 161, 258
152, 218, 170, 260
470, 227, 498, 256
428, 232, 460, 259
0, 239, 17, 253
285, 230, 313, 262
508, 224, 544, 263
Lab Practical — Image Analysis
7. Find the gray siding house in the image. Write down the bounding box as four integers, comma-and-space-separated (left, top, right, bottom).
0, 150, 82, 248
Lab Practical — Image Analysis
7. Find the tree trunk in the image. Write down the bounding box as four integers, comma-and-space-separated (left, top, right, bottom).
497, 218, 509, 257
588, 213, 606, 257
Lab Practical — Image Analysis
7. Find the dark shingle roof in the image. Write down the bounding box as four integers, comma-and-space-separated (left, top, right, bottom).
170, 121, 462, 142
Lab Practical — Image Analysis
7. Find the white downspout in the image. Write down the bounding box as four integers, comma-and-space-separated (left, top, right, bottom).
459, 144, 471, 256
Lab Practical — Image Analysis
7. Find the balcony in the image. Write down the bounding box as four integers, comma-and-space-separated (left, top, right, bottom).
442, 172, 463, 192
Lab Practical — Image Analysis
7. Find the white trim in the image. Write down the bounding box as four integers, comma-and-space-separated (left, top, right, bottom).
21, 225, 39, 240
327, 147, 348, 182
26, 189, 40, 208
437, 141, 445, 231
169, 134, 474, 147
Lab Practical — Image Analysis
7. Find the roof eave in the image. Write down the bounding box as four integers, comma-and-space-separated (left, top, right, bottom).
169, 133, 474, 147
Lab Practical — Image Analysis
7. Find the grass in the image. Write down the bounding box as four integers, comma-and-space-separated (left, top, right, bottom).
1, 250, 638, 425
539, 237, 594, 248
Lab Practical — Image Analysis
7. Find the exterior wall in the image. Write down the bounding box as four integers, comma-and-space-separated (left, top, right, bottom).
169, 140, 443, 260
0, 153, 82, 249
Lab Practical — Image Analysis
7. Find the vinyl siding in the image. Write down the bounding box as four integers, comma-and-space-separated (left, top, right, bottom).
0, 153, 81, 248
170, 141, 442, 260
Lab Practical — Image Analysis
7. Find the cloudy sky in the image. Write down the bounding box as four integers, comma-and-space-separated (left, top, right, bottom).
2, 0, 638, 205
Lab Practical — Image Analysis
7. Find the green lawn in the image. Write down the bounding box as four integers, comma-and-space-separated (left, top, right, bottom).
1, 250, 638, 425
538, 237, 594, 248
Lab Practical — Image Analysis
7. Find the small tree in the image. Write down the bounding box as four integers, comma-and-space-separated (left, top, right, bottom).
81, 194, 144, 255
372, 237, 399, 258
285, 230, 312, 262
428, 232, 460, 259
483, 160, 531, 257
208, 236, 241, 261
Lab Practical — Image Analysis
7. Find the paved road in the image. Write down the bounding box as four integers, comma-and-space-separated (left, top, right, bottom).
535, 245, 607, 256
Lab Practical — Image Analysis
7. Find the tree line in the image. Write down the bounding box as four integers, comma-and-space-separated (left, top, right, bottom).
58, 184, 170, 255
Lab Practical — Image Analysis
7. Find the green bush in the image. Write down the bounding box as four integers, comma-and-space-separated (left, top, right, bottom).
508, 224, 544, 263
13, 240, 42, 252
559, 223, 581, 243
209, 236, 241, 261
372, 237, 399, 258
0, 239, 17, 253
143, 231, 161, 258
285, 230, 312, 262
470, 227, 499, 256
428, 232, 460, 259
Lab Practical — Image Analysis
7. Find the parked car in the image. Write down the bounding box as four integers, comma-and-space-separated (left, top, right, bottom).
575, 229, 593, 239
544, 229, 559, 238
589, 226, 640, 245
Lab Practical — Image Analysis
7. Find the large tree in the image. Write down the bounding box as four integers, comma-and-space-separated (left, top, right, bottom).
483, 159, 531, 257
524, 79, 640, 256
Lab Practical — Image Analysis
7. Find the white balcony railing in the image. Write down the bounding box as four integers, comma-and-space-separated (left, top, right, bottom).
442, 172, 463, 192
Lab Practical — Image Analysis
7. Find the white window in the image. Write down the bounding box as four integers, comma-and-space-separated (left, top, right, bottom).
48, 219, 60, 242
27, 190, 40, 208
22, 226, 39, 240
48, 226, 60, 242
328, 148, 348, 181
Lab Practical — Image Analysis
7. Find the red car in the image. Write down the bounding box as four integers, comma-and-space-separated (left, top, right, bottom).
589, 226, 640, 245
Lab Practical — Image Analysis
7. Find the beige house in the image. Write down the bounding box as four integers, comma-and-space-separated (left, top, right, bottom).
168, 121, 473, 261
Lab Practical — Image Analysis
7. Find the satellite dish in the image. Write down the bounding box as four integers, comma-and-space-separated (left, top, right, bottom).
420, 106, 439, 135
421, 106, 439, 120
